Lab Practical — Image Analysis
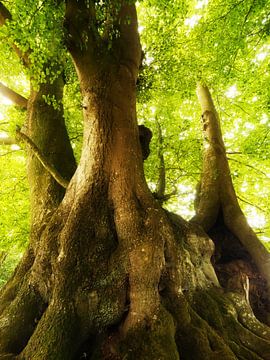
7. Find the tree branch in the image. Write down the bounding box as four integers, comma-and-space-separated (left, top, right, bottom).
237, 195, 266, 213
227, 157, 269, 177
16, 128, 69, 189
0, 136, 16, 145
0, 2, 30, 66
0, 82, 28, 109
116, 2, 142, 76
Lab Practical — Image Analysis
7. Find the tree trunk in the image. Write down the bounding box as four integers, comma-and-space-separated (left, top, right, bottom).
192, 83, 270, 325
0, 3, 270, 360
0, 74, 76, 321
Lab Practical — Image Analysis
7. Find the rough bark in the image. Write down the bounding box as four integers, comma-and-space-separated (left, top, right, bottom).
0, 3, 270, 360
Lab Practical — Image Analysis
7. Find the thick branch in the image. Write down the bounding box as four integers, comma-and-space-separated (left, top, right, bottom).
16, 129, 69, 189
0, 2, 29, 66
196, 83, 218, 118
117, 2, 142, 71
0, 82, 28, 109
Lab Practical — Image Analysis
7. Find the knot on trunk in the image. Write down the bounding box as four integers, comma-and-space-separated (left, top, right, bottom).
138, 124, 152, 160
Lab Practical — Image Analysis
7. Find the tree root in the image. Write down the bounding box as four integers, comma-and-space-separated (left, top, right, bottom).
0, 279, 45, 355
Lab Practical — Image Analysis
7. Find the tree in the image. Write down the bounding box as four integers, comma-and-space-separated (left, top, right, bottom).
0, 1, 270, 359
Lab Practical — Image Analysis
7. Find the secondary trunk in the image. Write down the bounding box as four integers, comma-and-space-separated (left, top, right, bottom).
0, 3, 270, 360
192, 83, 270, 325
0, 2, 77, 316
0, 72, 76, 316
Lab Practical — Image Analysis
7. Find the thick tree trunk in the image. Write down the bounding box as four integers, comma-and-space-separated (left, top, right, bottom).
0, 3, 270, 360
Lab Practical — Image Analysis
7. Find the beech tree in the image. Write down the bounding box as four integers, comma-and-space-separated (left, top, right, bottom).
1, 1, 270, 359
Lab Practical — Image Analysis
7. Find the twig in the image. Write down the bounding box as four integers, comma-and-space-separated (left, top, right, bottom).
237, 195, 266, 213
227, 157, 269, 177
0, 149, 21, 156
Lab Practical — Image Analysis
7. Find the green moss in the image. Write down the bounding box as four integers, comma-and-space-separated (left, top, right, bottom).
118, 307, 179, 360
192, 289, 226, 331
20, 301, 79, 360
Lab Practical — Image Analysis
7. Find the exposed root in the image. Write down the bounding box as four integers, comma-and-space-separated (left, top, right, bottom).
118, 306, 179, 360
0, 247, 34, 315
19, 300, 79, 360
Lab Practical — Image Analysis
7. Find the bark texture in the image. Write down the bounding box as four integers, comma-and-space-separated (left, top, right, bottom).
0, 3, 270, 360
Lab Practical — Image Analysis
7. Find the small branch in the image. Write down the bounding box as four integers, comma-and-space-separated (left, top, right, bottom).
0, 149, 20, 156
206, 0, 246, 26
227, 0, 255, 77
226, 151, 243, 155
0, 82, 28, 109
0, 251, 7, 266
154, 189, 177, 203
231, 101, 250, 115
16, 128, 69, 189
227, 157, 269, 177
237, 195, 266, 213
0, 136, 16, 145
